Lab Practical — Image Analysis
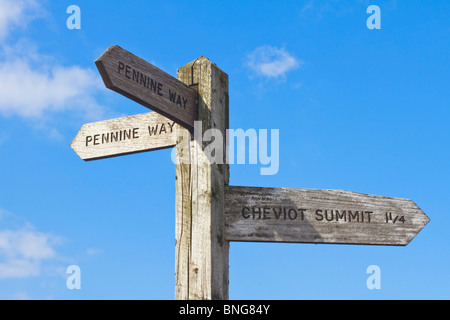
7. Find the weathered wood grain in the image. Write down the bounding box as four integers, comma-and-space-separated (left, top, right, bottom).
175, 57, 229, 300
71, 112, 177, 160
225, 186, 430, 246
95, 45, 198, 131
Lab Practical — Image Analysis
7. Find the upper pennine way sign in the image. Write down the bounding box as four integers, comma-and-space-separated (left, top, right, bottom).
95, 45, 198, 131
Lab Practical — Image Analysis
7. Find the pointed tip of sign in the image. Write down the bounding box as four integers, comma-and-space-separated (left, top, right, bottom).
70, 136, 83, 160
412, 199, 431, 223
95, 58, 113, 89
70, 122, 90, 162
401, 200, 430, 246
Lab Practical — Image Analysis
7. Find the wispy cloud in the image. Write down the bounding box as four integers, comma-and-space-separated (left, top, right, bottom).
0, 209, 62, 279
0, 51, 106, 120
86, 248, 102, 256
0, 0, 106, 123
245, 45, 301, 79
299, 0, 356, 20
0, 0, 42, 41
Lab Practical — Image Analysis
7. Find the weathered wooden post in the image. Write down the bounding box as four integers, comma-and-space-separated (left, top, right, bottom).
175, 57, 229, 300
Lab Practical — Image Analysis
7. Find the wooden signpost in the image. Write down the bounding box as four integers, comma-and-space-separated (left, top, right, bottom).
71, 45, 430, 300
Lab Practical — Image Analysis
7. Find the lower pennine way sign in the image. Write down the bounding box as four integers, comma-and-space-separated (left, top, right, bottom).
71, 112, 177, 161
224, 186, 430, 246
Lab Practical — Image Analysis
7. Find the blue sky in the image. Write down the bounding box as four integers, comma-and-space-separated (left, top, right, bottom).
0, 0, 448, 299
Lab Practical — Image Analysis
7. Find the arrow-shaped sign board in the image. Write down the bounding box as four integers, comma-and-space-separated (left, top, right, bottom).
225, 186, 429, 246
71, 112, 177, 161
95, 45, 198, 131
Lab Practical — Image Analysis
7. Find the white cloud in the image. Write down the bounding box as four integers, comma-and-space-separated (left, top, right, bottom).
299, 0, 355, 20
245, 45, 301, 78
0, 0, 41, 40
0, 1, 106, 122
85, 248, 103, 257
0, 209, 62, 279
0, 56, 106, 120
